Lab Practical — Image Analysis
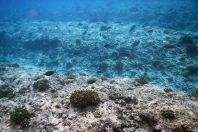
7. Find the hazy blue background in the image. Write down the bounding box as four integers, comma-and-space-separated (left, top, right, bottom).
0, 0, 198, 30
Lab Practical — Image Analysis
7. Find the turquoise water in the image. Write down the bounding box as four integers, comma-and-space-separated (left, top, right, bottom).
0, 0, 197, 92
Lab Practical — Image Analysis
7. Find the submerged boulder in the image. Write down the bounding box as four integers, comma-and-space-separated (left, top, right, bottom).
164, 88, 173, 93
139, 111, 158, 126
171, 124, 194, 132
87, 78, 97, 84
109, 91, 138, 105
0, 86, 15, 99
160, 109, 175, 119
44, 71, 55, 76
33, 79, 50, 92
134, 75, 149, 86
100, 120, 123, 132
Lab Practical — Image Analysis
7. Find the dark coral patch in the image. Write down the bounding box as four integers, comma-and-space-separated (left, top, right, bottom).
70, 90, 100, 108
10, 107, 31, 128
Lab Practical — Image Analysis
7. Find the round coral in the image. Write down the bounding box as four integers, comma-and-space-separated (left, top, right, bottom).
70, 90, 100, 108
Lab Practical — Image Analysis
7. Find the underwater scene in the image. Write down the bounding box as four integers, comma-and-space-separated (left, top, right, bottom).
0, 0, 198, 131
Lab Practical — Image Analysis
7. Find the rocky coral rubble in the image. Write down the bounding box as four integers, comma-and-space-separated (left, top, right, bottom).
0, 66, 197, 132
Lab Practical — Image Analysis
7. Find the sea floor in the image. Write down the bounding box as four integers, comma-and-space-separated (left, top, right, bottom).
0, 21, 198, 131
0, 21, 197, 92
0, 66, 198, 132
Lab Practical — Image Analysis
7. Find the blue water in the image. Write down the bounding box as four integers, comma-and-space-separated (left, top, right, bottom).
0, 0, 198, 30
0, 0, 198, 92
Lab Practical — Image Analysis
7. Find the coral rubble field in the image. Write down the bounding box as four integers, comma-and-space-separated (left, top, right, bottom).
0, 66, 198, 132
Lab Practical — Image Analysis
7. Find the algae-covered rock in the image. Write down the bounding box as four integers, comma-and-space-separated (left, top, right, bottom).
10, 107, 31, 128
164, 88, 173, 93
172, 124, 193, 132
134, 75, 149, 86
139, 111, 158, 126
0, 85, 15, 99
33, 79, 50, 92
44, 71, 55, 76
109, 91, 138, 105
100, 120, 123, 132
70, 90, 100, 108
87, 78, 97, 84
160, 109, 175, 119
66, 73, 77, 79
93, 111, 102, 118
